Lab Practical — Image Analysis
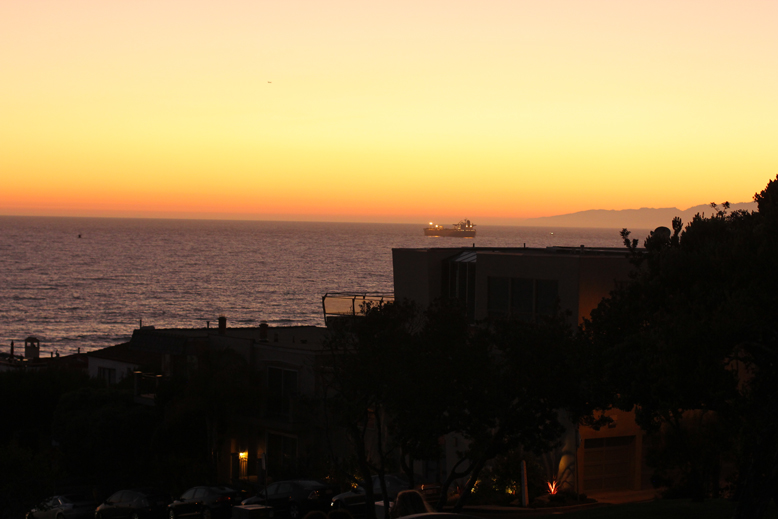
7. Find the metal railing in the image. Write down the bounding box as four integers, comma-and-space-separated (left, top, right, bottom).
321, 292, 395, 323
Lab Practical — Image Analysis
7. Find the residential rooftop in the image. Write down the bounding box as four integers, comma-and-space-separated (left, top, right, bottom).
130, 324, 327, 354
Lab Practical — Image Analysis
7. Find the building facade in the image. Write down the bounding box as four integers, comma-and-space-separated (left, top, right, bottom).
393, 245, 647, 494
125, 322, 331, 485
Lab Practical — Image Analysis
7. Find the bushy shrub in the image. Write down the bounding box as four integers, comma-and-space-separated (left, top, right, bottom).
645, 412, 731, 499
469, 450, 546, 505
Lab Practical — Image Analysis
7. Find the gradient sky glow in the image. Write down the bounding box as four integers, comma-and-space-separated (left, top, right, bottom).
2, 0, 777, 223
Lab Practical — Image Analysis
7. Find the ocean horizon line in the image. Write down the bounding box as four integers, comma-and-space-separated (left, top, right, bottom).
0, 212, 663, 229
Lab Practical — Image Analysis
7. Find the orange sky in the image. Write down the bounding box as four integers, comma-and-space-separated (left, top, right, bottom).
2, 0, 777, 224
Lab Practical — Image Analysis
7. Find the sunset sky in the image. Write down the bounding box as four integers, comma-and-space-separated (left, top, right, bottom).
2, 1, 777, 224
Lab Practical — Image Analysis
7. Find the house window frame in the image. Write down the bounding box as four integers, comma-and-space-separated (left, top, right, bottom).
267, 366, 298, 419
97, 366, 117, 385
487, 276, 559, 320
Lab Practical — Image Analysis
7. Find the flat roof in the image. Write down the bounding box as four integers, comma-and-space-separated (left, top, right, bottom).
87, 342, 161, 365
393, 246, 632, 257
131, 325, 328, 352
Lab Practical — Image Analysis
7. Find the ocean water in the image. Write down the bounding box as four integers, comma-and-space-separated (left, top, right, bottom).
0, 216, 648, 355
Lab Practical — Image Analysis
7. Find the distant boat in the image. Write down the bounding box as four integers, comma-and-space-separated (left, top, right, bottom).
424, 219, 476, 238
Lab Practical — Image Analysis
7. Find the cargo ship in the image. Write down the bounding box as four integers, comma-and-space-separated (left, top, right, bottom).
424, 219, 476, 238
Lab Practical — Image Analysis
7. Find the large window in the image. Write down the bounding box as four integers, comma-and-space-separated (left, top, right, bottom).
488, 277, 559, 320
442, 253, 477, 321
267, 367, 298, 419
535, 280, 559, 316
97, 367, 116, 385
487, 277, 510, 317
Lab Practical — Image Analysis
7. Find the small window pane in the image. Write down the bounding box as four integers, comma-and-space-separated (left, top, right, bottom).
283, 370, 298, 397
605, 436, 635, 448
535, 280, 558, 316
510, 278, 533, 314
268, 368, 282, 393
487, 277, 510, 314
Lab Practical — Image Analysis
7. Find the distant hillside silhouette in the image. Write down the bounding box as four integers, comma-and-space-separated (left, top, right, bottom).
523, 202, 757, 229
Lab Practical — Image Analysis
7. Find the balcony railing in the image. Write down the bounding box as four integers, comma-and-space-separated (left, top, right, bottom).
321, 292, 394, 324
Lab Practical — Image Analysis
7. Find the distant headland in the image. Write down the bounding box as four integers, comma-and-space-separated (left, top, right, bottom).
521, 202, 757, 229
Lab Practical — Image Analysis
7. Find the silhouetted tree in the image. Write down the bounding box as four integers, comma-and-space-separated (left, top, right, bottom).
52, 386, 161, 486
322, 300, 420, 519
386, 299, 478, 493
0, 368, 94, 448
0, 368, 96, 519
322, 299, 608, 514
440, 313, 609, 512
584, 176, 778, 518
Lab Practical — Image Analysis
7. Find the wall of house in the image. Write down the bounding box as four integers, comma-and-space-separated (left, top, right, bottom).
577, 256, 634, 323
218, 340, 329, 485
543, 411, 580, 493
393, 248, 464, 307
473, 252, 582, 325
392, 247, 643, 497
87, 357, 137, 384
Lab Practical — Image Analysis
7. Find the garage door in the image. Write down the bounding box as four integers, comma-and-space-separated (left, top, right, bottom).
582, 435, 635, 492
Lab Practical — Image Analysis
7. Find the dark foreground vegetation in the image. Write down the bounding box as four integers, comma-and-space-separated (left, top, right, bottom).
0, 348, 262, 519
582, 176, 778, 518
4, 177, 778, 519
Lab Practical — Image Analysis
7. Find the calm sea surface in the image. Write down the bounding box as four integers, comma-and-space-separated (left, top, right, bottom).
0, 216, 649, 355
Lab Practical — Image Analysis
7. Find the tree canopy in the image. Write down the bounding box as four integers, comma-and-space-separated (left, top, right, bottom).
322, 298, 607, 514
584, 176, 778, 518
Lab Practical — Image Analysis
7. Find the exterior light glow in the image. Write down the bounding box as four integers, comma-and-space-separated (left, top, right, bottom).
239, 451, 248, 461
547, 480, 558, 495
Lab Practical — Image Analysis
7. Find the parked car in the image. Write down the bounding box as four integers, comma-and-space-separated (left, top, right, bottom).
168, 486, 241, 519
331, 475, 439, 517
26, 494, 98, 519
331, 474, 408, 514
95, 488, 172, 519
241, 480, 335, 519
